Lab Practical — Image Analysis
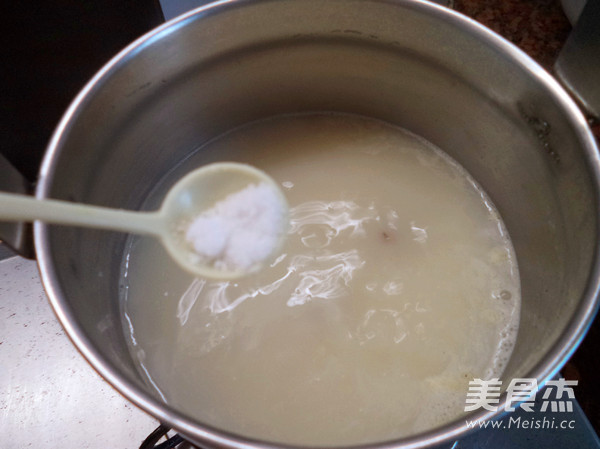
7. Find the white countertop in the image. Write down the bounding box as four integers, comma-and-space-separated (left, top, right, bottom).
0, 256, 159, 449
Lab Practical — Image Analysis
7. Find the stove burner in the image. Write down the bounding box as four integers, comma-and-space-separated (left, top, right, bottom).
140, 424, 193, 449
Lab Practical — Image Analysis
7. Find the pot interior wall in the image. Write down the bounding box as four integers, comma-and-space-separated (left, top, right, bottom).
41, 0, 597, 433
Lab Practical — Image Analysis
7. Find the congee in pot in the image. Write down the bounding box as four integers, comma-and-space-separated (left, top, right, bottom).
120, 112, 520, 445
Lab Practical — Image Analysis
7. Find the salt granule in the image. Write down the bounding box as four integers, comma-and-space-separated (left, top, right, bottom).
185, 182, 287, 271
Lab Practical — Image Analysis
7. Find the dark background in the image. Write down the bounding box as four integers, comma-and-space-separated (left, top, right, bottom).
1, 0, 164, 181
1, 0, 598, 435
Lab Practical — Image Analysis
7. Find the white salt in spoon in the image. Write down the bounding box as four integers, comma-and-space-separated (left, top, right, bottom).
0, 162, 288, 280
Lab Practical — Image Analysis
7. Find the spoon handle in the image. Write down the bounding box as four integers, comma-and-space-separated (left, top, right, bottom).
0, 192, 163, 236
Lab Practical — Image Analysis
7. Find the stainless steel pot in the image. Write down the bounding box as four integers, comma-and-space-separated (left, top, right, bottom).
9, 0, 600, 447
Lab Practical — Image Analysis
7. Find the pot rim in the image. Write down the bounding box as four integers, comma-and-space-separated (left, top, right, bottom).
34, 0, 600, 447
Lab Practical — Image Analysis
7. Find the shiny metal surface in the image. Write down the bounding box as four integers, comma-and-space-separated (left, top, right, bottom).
0, 257, 157, 448
554, 0, 600, 120
33, 0, 600, 448
555, 0, 600, 119
560, 0, 587, 25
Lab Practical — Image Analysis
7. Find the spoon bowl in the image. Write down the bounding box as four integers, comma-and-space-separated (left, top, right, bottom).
0, 162, 288, 279
158, 162, 289, 279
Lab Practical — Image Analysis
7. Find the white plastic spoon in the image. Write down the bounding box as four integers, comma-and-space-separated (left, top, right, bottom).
0, 162, 288, 279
